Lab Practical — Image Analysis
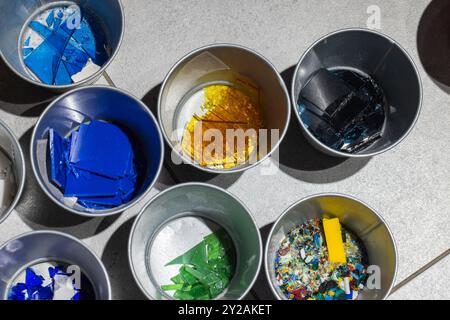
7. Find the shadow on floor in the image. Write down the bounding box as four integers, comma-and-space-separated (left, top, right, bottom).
101, 218, 147, 300
275, 66, 371, 184
0, 58, 58, 117
15, 128, 119, 238
250, 223, 277, 300
417, 0, 450, 94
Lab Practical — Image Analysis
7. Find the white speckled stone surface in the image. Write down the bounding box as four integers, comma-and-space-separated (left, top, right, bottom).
389, 254, 450, 300
0, 0, 449, 300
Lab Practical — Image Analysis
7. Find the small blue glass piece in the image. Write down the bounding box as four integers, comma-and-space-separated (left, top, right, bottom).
35, 285, 54, 300
70, 120, 133, 179
49, 129, 68, 189
24, 37, 31, 47
24, 39, 61, 84
46, 10, 55, 27
71, 292, 81, 301
8, 283, 27, 300
22, 47, 33, 57
64, 169, 119, 198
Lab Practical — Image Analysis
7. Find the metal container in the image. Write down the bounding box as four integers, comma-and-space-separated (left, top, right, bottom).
265, 193, 397, 300
0, 0, 124, 91
129, 183, 262, 300
159, 44, 291, 173
0, 120, 25, 224
292, 28, 422, 158
31, 86, 164, 217
0, 231, 111, 300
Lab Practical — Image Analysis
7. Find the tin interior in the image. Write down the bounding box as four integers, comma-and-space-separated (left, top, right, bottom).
159, 46, 290, 171
31, 87, 163, 215
293, 30, 421, 155
0, 122, 25, 224
0, 232, 110, 300
0, 0, 123, 86
130, 184, 262, 300
266, 195, 397, 300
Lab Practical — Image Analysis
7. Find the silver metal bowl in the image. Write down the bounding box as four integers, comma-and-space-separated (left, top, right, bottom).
0, 231, 111, 300
159, 43, 291, 174
0, 0, 124, 91
31, 86, 165, 217
292, 28, 422, 158
0, 119, 25, 224
265, 193, 398, 300
129, 183, 262, 300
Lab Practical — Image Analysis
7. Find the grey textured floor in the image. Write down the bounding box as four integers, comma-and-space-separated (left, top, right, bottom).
0, 0, 449, 300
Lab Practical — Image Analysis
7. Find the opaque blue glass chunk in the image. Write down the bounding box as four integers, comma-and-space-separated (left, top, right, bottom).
47, 119, 140, 210
64, 169, 119, 198
49, 129, 68, 189
70, 120, 133, 179
24, 39, 61, 84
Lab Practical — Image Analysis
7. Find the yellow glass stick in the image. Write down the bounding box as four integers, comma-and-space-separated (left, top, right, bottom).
323, 218, 347, 263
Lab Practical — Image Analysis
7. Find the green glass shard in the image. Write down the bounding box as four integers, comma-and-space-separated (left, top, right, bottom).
160, 229, 236, 300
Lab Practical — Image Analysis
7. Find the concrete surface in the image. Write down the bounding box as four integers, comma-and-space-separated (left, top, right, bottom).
0, 0, 449, 300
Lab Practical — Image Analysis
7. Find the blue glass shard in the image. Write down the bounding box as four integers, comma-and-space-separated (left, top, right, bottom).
46, 10, 55, 28
23, 47, 33, 57
24, 37, 31, 47
8, 283, 27, 300
64, 169, 119, 198
71, 292, 81, 301
24, 40, 61, 84
69, 120, 133, 179
49, 129, 68, 189
60, 8, 83, 35
71, 19, 97, 60
55, 61, 73, 85
25, 268, 44, 298
60, 39, 90, 76
62, 60, 83, 76
36, 285, 54, 300
29, 21, 52, 39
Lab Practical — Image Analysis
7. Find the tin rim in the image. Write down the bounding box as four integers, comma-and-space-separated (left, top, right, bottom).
291, 28, 423, 158
264, 192, 399, 300
158, 43, 292, 174
30, 85, 165, 218
0, 119, 26, 225
128, 182, 263, 300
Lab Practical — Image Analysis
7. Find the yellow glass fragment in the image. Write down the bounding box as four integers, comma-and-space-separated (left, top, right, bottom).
323, 218, 347, 264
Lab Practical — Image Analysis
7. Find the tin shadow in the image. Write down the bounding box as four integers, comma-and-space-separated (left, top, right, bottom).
276, 66, 371, 184
250, 223, 277, 300
417, 0, 450, 94
15, 128, 119, 239
142, 83, 243, 189
0, 58, 57, 117
101, 218, 147, 300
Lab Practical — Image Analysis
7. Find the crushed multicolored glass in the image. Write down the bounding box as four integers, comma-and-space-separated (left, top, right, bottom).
274, 218, 369, 300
